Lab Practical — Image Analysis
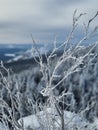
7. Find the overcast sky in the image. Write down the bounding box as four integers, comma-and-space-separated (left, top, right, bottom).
0, 0, 98, 44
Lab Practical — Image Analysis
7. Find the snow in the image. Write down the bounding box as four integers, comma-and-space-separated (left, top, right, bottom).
4, 53, 15, 57
7, 55, 23, 63
7, 46, 49, 63
15, 108, 95, 130
17, 108, 59, 130
15, 107, 98, 130
0, 122, 6, 130
18, 115, 40, 130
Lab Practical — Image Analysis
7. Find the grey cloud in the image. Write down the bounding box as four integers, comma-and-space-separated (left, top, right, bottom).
0, 0, 97, 44
0, 21, 20, 29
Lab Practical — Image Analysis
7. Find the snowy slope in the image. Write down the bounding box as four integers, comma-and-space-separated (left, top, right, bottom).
7, 45, 49, 63
16, 108, 98, 130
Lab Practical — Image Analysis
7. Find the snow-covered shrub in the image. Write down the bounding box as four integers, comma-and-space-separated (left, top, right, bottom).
29, 11, 98, 129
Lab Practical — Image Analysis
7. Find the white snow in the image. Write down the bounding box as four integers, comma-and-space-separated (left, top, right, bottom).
7, 46, 48, 63
7, 55, 23, 63
0, 122, 6, 130
17, 108, 59, 130
18, 115, 41, 130
14, 108, 98, 130
4, 53, 15, 57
